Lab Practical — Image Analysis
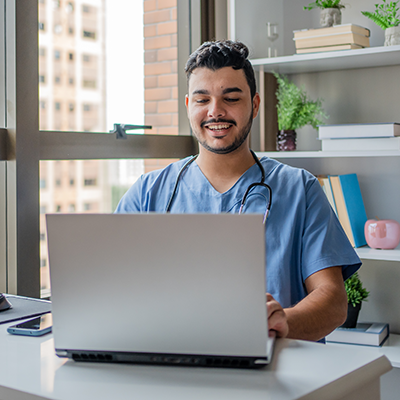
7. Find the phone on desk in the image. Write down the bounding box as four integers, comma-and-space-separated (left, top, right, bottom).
7, 313, 52, 336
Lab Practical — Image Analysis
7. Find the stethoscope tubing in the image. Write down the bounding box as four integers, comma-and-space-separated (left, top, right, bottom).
165, 150, 272, 223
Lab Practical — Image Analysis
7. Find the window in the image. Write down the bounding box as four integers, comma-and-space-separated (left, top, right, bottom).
69, 103, 74, 112
40, 233, 46, 241
83, 203, 92, 211
40, 205, 47, 214
69, 178, 75, 186
40, 101, 46, 109
54, 50, 61, 60
82, 79, 96, 89
55, 179, 61, 186
55, 76, 61, 84
66, 2, 74, 13
68, 204, 76, 212
40, 259, 47, 268
39, 48, 46, 56
68, 52, 74, 61
39, 75, 46, 83
83, 54, 91, 62
4, 0, 190, 299
39, 179, 46, 188
83, 30, 96, 40
84, 178, 97, 186
54, 24, 62, 34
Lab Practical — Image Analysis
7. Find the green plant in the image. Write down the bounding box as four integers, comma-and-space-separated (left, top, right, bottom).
344, 272, 370, 307
303, 0, 345, 11
362, 0, 400, 29
274, 73, 327, 131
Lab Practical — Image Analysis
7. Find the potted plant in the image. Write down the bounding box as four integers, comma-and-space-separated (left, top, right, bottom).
362, 0, 400, 46
341, 272, 370, 328
303, 0, 346, 27
273, 73, 327, 151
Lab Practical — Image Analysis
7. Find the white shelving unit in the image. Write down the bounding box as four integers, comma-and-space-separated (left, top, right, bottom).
250, 45, 400, 74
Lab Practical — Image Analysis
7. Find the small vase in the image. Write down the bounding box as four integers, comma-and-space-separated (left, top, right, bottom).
385, 26, 400, 46
277, 130, 296, 151
320, 8, 342, 28
340, 302, 361, 329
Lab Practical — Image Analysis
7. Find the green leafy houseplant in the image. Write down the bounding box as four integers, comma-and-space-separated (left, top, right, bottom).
303, 0, 345, 11
344, 272, 370, 307
274, 73, 327, 131
362, 0, 400, 29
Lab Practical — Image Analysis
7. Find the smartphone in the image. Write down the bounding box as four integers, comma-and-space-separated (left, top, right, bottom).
7, 313, 52, 336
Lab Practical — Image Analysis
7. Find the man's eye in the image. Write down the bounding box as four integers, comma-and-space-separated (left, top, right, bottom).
196, 99, 208, 104
226, 98, 239, 102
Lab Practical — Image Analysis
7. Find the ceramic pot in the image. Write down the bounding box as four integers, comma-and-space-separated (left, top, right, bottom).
277, 130, 296, 151
385, 26, 400, 46
320, 8, 341, 27
340, 302, 361, 329
365, 219, 400, 249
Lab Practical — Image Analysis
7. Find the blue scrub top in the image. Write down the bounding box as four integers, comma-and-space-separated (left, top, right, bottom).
115, 156, 361, 309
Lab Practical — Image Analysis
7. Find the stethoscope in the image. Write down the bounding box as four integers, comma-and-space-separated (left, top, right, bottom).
165, 150, 272, 224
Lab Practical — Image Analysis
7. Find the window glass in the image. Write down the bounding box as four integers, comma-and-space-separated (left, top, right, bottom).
38, 0, 144, 133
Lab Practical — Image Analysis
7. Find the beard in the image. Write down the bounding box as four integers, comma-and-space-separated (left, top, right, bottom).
192, 111, 254, 155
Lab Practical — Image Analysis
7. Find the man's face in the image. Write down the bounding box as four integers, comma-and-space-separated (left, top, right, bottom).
185, 67, 260, 155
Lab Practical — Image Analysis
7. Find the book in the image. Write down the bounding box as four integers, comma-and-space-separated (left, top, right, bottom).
296, 44, 364, 54
293, 24, 370, 40
326, 323, 389, 347
329, 174, 367, 248
318, 123, 400, 139
321, 137, 400, 152
317, 175, 337, 214
294, 33, 370, 49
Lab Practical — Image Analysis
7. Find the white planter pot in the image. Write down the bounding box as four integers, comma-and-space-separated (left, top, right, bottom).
320, 8, 342, 28
385, 26, 400, 46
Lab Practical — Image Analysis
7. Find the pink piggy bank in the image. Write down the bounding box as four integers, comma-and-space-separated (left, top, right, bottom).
364, 219, 400, 249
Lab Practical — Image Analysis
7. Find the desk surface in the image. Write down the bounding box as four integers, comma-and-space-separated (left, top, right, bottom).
0, 320, 392, 400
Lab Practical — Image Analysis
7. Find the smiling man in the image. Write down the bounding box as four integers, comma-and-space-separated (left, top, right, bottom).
115, 40, 361, 341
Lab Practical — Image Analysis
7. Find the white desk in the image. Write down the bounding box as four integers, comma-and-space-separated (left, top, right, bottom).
0, 321, 391, 400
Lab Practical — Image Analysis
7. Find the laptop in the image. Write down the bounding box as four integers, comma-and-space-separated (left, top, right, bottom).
46, 213, 274, 369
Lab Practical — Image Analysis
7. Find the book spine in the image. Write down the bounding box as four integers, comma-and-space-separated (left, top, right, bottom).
329, 176, 355, 247
295, 33, 370, 49
321, 137, 400, 151
338, 174, 368, 248
318, 124, 400, 139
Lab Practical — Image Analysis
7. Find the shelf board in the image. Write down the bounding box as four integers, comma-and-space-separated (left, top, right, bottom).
356, 246, 400, 262
250, 45, 400, 74
257, 150, 400, 159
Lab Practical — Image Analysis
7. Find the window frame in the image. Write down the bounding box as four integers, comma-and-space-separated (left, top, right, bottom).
2, 0, 198, 298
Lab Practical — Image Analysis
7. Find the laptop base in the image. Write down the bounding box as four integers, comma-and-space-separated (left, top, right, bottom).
56, 349, 269, 369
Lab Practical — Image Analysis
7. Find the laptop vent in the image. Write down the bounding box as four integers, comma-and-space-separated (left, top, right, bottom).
72, 353, 113, 362
205, 358, 249, 367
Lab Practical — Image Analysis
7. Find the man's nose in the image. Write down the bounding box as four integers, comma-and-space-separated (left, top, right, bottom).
207, 99, 226, 118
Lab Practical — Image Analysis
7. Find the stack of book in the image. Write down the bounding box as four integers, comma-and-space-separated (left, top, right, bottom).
318, 123, 400, 152
293, 24, 370, 54
326, 322, 389, 347
317, 173, 367, 248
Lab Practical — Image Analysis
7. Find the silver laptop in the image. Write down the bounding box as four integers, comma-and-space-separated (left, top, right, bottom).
46, 213, 274, 369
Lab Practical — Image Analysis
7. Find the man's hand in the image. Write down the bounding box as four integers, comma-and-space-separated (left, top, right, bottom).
266, 293, 289, 338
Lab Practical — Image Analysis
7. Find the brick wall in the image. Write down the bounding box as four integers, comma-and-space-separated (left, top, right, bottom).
143, 0, 179, 172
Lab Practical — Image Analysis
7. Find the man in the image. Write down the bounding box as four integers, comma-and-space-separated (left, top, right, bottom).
116, 40, 361, 341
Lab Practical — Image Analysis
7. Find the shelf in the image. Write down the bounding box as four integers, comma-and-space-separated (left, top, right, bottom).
257, 151, 400, 159
250, 45, 400, 74
356, 246, 400, 262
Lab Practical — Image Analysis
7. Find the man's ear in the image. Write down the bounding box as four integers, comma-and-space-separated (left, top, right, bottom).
252, 93, 261, 119
185, 95, 189, 115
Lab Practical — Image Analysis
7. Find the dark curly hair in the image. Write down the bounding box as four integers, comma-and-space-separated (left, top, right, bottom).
184, 40, 256, 99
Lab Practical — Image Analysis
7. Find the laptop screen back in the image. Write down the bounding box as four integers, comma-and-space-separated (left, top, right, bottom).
47, 213, 268, 358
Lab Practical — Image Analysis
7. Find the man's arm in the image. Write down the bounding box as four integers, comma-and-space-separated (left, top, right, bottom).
267, 266, 348, 341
